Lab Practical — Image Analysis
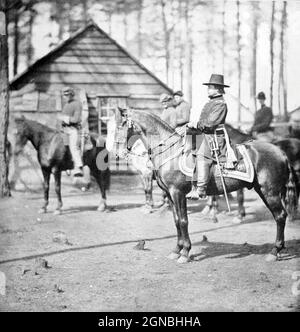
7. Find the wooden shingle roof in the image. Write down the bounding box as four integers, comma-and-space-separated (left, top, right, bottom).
10, 21, 172, 97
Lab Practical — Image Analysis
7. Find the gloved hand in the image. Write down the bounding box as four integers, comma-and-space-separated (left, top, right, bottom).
58, 115, 70, 124
187, 120, 198, 129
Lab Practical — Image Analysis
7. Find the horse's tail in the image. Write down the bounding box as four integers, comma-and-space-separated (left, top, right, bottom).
284, 160, 299, 221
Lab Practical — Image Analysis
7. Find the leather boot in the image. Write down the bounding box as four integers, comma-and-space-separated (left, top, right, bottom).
186, 156, 210, 200
73, 166, 83, 177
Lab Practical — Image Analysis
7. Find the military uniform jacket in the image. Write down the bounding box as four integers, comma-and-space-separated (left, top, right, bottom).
174, 100, 191, 127
62, 99, 82, 127
197, 95, 227, 133
161, 106, 177, 128
252, 105, 273, 133
186, 95, 228, 162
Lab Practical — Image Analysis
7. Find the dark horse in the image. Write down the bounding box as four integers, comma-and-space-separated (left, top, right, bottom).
113, 109, 297, 264
13, 116, 110, 214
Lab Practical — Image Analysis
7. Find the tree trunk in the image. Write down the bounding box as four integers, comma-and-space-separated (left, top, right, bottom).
184, 0, 192, 104
55, 0, 64, 39
160, 0, 170, 85
0, 0, 10, 197
250, 2, 258, 113
222, 0, 226, 75
137, 0, 143, 58
122, 1, 129, 47
81, 0, 88, 24
236, 0, 242, 124
13, 10, 19, 76
27, 8, 35, 66
279, 1, 288, 120
270, 1, 275, 110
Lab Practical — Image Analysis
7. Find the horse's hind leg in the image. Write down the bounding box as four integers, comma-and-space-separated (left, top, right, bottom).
53, 171, 63, 215
237, 189, 246, 221
93, 170, 107, 212
39, 168, 51, 214
166, 200, 183, 261
254, 186, 287, 261
201, 195, 213, 215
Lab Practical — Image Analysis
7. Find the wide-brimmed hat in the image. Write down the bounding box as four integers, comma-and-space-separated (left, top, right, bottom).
257, 91, 266, 100
173, 90, 183, 97
203, 74, 230, 88
159, 93, 172, 103
62, 86, 75, 96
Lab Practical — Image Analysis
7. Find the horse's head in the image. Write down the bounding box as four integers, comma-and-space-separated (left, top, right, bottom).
113, 107, 146, 159
13, 115, 29, 155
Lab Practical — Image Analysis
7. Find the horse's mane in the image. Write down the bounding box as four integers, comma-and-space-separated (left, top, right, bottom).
225, 123, 249, 136
20, 118, 57, 134
133, 110, 175, 134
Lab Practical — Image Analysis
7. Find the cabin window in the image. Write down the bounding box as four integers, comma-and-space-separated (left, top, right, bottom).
97, 97, 127, 136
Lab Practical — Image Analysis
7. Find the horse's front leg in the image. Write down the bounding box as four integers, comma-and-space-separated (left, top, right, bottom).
140, 170, 154, 213
39, 168, 51, 214
94, 171, 107, 212
53, 170, 63, 215
166, 196, 183, 261
170, 188, 191, 264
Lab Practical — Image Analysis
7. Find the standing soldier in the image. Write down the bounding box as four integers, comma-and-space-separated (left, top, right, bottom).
58, 87, 83, 177
173, 90, 191, 130
249, 91, 274, 142
159, 93, 177, 128
186, 74, 230, 200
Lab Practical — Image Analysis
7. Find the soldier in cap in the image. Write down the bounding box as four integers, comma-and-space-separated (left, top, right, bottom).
58, 87, 83, 177
186, 74, 230, 200
159, 93, 177, 128
172, 90, 191, 129
249, 91, 274, 142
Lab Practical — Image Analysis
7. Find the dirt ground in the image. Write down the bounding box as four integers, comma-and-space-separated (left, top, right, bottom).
0, 173, 299, 312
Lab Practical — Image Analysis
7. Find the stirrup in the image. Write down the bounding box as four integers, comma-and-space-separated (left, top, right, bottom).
186, 186, 207, 200
73, 167, 83, 177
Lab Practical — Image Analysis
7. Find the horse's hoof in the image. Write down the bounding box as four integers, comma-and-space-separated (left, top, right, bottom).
53, 209, 62, 216
265, 254, 278, 262
212, 217, 218, 223
201, 206, 210, 215
141, 205, 153, 214
38, 208, 47, 214
167, 252, 180, 260
232, 216, 243, 224
97, 204, 107, 212
177, 255, 191, 264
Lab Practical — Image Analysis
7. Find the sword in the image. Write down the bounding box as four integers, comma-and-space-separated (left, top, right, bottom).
210, 135, 231, 213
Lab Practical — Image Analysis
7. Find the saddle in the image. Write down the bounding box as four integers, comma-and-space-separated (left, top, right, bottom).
62, 130, 94, 152
179, 144, 254, 183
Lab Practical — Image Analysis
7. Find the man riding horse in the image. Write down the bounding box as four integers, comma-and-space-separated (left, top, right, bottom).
186, 74, 230, 200
249, 91, 274, 142
58, 87, 83, 177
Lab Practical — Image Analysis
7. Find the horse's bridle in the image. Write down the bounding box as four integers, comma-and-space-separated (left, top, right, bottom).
115, 115, 149, 160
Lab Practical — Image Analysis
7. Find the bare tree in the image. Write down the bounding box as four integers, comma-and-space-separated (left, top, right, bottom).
278, 1, 288, 120
236, 0, 242, 124
0, 0, 10, 197
26, 7, 35, 65
184, 0, 192, 104
249, 1, 259, 113
221, 0, 226, 75
160, 0, 170, 85
270, 1, 275, 110
13, 8, 19, 75
137, 0, 143, 58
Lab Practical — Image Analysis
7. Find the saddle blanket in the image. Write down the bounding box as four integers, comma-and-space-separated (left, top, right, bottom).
178, 144, 254, 183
